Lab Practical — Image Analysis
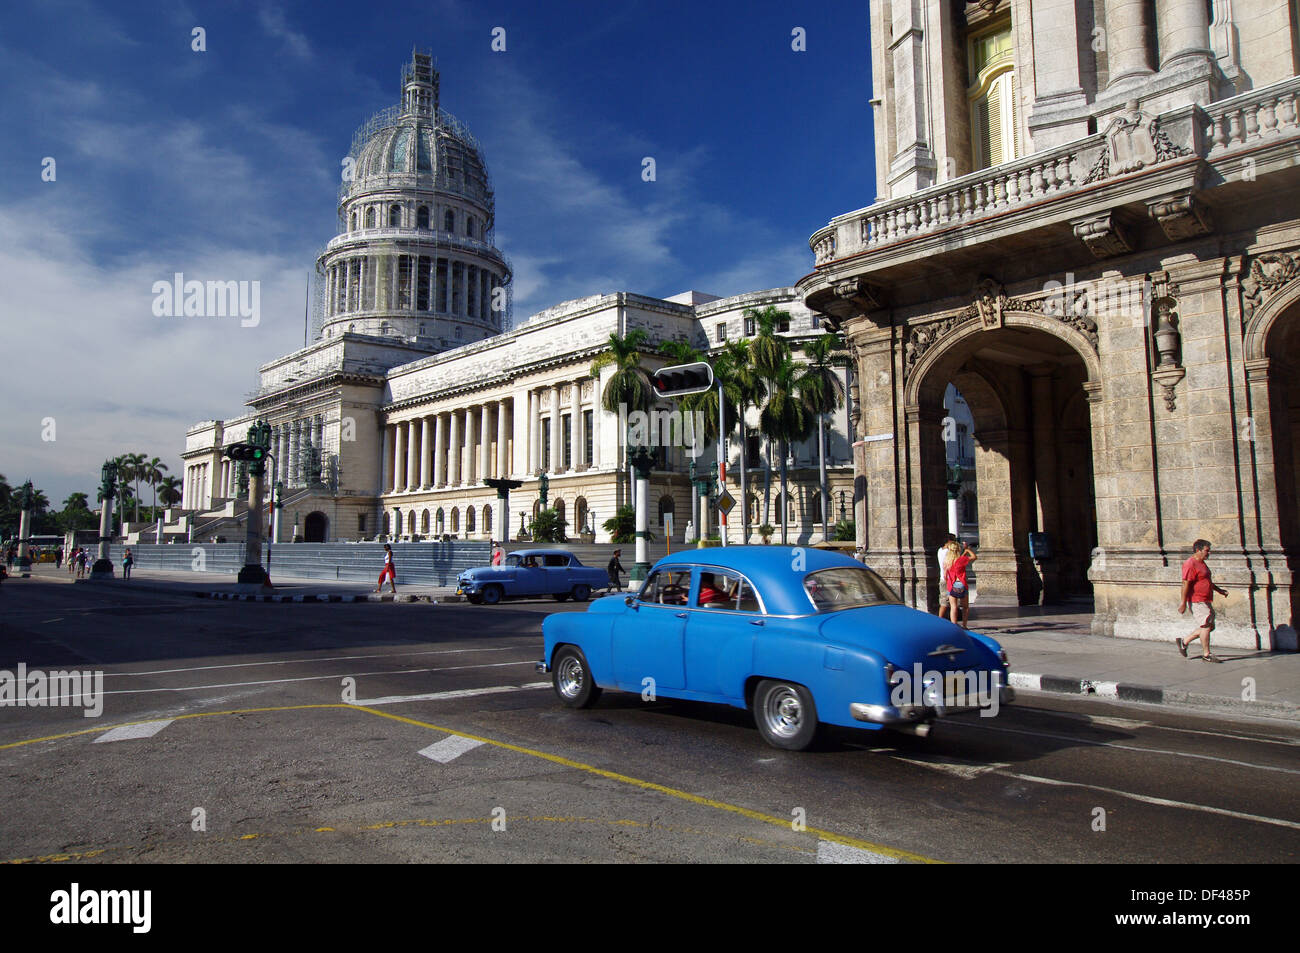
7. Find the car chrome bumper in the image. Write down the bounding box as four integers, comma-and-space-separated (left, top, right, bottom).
850, 685, 1015, 724
535, 659, 549, 674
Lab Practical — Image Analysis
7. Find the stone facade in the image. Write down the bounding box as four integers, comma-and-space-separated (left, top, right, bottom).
801, 0, 1300, 649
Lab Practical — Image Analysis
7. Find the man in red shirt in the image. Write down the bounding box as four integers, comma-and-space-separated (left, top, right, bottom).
1177, 539, 1228, 661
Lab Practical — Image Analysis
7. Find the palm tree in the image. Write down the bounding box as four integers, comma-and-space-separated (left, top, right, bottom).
758, 355, 814, 545
591, 329, 655, 492
799, 333, 847, 541
120, 452, 147, 523
749, 307, 793, 530
141, 457, 168, 519
721, 339, 766, 541
158, 475, 183, 508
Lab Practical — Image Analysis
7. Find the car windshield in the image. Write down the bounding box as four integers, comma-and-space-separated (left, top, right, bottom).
505, 554, 521, 567
803, 567, 901, 611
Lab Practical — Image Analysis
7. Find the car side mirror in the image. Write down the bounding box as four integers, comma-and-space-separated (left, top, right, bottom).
624, 595, 636, 607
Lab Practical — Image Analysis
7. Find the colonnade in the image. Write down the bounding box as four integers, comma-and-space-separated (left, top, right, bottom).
324, 254, 500, 324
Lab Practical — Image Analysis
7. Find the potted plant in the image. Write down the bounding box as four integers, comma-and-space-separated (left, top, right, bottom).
759, 523, 775, 544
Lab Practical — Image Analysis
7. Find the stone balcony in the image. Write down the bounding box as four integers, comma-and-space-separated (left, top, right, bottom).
804, 76, 1300, 320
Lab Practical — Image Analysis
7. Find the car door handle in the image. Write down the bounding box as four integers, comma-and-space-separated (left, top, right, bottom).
675, 612, 687, 619
750, 619, 765, 626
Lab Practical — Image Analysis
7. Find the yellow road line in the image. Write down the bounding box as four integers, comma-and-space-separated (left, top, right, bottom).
1, 701, 940, 863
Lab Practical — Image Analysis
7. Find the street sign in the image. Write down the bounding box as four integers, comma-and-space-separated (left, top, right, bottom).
715, 488, 736, 515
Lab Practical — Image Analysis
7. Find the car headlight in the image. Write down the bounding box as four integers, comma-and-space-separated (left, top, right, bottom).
998, 649, 1009, 666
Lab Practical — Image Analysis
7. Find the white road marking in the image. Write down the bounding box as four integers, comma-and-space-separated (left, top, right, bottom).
90, 660, 537, 698
890, 755, 1011, 779
1009, 673, 1041, 691
1005, 772, 1300, 831
816, 840, 900, 864
40, 618, 64, 624
418, 735, 486, 763
92, 720, 174, 743
104, 646, 516, 678
951, 721, 1300, 776
355, 682, 552, 706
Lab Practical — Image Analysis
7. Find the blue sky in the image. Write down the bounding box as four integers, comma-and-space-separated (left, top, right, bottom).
0, 0, 875, 507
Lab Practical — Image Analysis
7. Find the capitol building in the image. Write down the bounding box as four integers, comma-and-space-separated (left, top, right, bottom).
171, 52, 855, 548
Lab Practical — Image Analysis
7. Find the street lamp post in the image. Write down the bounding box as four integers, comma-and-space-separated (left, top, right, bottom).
234, 421, 273, 588
629, 446, 654, 583
89, 465, 117, 580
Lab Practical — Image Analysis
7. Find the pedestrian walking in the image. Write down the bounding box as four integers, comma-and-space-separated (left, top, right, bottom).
122, 547, 134, 580
945, 542, 977, 629
373, 543, 397, 593
55, 547, 63, 569
75, 548, 88, 579
491, 541, 503, 566
1176, 539, 1228, 662
607, 549, 625, 591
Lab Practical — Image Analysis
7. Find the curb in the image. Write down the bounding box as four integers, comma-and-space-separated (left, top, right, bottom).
1009, 671, 1300, 720
197, 592, 441, 604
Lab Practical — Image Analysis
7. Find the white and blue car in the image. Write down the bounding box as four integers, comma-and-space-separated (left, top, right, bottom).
457, 549, 610, 605
538, 547, 1014, 750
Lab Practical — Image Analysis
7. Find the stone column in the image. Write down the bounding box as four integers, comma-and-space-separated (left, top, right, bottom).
434, 413, 446, 487
884, 0, 937, 195
420, 416, 432, 488
512, 391, 529, 477
406, 419, 419, 491
481, 403, 494, 481
1156, 0, 1212, 70
550, 386, 562, 472
497, 398, 510, 478
570, 381, 582, 470
1105, 0, 1155, 88
381, 424, 393, 494
528, 390, 540, 473
393, 420, 406, 493
448, 409, 461, 485
289, 420, 301, 487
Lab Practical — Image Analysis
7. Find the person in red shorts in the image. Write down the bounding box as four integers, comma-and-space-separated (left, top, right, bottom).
1176, 539, 1228, 661
373, 543, 397, 594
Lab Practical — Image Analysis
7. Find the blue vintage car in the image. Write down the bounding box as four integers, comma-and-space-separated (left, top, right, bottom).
538, 547, 1013, 750
457, 549, 610, 605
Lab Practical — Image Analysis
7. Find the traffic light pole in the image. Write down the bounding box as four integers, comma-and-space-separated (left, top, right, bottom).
717, 378, 727, 547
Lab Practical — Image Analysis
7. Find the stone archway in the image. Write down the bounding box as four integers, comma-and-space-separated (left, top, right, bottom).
304, 511, 328, 543
910, 318, 1099, 606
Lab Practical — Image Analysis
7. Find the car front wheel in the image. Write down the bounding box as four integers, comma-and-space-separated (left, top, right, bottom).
481, 584, 504, 605
752, 679, 819, 751
571, 583, 591, 602
552, 646, 601, 708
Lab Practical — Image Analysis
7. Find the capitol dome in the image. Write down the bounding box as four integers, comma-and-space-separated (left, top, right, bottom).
317, 51, 511, 349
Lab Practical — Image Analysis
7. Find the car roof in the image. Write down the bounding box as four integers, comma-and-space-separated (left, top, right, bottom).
651, 546, 866, 615
510, 549, 573, 558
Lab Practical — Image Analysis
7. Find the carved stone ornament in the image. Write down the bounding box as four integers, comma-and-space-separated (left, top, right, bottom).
832, 277, 884, 315
1146, 192, 1212, 242
903, 287, 1099, 376
1073, 212, 1135, 259
1150, 290, 1186, 411
1083, 101, 1191, 183
1241, 251, 1300, 321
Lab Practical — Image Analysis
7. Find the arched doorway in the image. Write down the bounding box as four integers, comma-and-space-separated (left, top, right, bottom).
912, 320, 1099, 606
574, 496, 588, 535
304, 511, 328, 542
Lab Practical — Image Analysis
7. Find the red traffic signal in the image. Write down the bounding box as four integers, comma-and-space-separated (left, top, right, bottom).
653, 361, 714, 397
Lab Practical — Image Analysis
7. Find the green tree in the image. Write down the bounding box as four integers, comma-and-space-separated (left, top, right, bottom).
758, 355, 814, 545
720, 339, 766, 541
602, 505, 653, 544
798, 333, 847, 541
141, 457, 169, 519
158, 475, 183, 508
59, 492, 96, 533
591, 329, 656, 505
119, 452, 147, 523
528, 507, 567, 543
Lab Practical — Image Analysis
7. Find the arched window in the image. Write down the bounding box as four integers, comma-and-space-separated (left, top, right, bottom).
417, 206, 430, 229
968, 20, 1020, 171
443, 209, 455, 232
393, 509, 401, 536
484, 505, 493, 533
436, 508, 445, 534
466, 507, 476, 534
467, 215, 476, 238
407, 511, 416, 535
575, 497, 588, 534
365, 207, 376, 228
450, 507, 460, 533
808, 491, 822, 523
382, 512, 390, 535
658, 495, 675, 522
772, 494, 784, 524
350, 211, 357, 231
421, 509, 430, 534
389, 204, 402, 227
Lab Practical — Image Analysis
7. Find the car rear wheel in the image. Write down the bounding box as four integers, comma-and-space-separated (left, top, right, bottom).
752, 679, 819, 751
571, 583, 591, 602
553, 646, 601, 708
481, 584, 503, 605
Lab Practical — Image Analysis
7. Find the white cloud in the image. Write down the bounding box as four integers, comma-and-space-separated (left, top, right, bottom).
257, 7, 313, 61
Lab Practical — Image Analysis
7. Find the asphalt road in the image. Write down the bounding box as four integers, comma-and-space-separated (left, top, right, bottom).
1, 580, 1297, 864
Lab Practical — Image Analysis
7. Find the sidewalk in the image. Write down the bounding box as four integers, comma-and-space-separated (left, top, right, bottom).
16, 566, 1299, 722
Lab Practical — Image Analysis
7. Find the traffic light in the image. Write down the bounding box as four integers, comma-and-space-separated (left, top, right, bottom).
224, 443, 265, 462
653, 361, 714, 397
